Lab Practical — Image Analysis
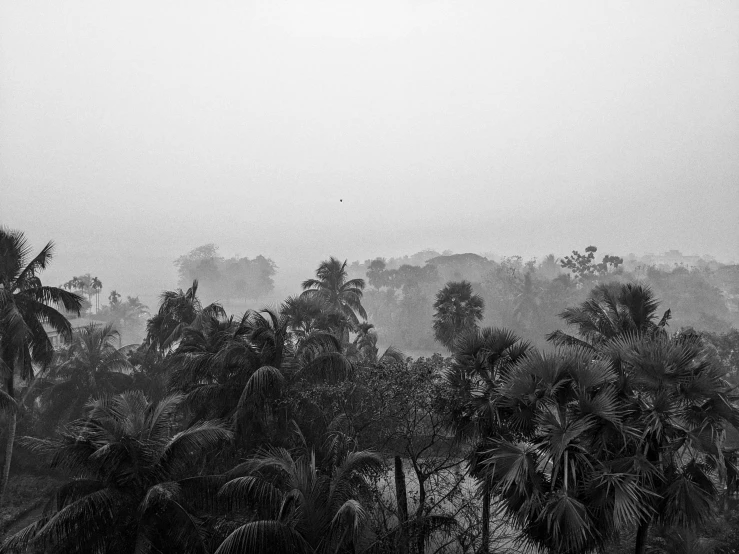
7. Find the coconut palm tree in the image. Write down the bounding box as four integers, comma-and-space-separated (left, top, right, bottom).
512, 272, 541, 332
145, 279, 225, 351
168, 305, 356, 454
0, 227, 83, 503
432, 281, 484, 351
0, 390, 18, 505
443, 327, 530, 554
168, 312, 261, 426
301, 257, 367, 342
37, 323, 133, 429
348, 322, 404, 366
215, 440, 383, 554
0, 391, 232, 554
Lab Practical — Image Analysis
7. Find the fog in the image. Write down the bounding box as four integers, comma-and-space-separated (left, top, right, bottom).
4, 3, 739, 549
2, 0, 738, 304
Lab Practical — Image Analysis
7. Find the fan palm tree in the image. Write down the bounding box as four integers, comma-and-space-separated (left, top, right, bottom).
483, 286, 739, 554
281, 295, 351, 344
0, 391, 232, 554
0, 227, 83, 503
547, 282, 670, 349
432, 281, 484, 351
606, 332, 739, 554
482, 347, 647, 554
301, 257, 367, 342
215, 441, 383, 554
443, 327, 530, 554
37, 323, 133, 429
145, 279, 225, 351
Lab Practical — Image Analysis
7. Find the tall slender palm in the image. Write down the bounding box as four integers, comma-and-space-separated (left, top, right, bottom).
512, 272, 541, 331
0, 390, 18, 505
432, 281, 484, 351
37, 323, 133, 429
443, 327, 530, 554
0, 228, 82, 503
145, 279, 225, 351
0, 391, 232, 554
215, 441, 383, 554
301, 257, 367, 341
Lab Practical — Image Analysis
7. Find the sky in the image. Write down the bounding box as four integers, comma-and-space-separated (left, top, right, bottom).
1, 0, 738, 302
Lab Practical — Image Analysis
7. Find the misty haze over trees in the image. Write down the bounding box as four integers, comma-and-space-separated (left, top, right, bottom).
2, 227, 739, 553
2, 1, 739, 552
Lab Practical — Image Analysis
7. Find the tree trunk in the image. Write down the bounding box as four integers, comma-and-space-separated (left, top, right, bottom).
415, 473, 427, 554
634, 521, 650, 554
394, 456, 409, 554
480, 479, 491, 554
0, 410, 16, 505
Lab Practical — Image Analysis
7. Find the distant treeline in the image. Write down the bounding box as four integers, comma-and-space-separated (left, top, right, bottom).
348, 247, 738, 352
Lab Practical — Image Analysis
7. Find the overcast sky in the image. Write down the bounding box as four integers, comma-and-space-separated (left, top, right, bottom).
1, 0, 738, 299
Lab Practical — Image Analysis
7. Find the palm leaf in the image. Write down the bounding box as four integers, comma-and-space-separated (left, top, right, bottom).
214, 521, 310, 554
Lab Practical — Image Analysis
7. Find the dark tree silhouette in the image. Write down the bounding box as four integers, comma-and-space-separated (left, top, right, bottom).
0, 228, 83, 503
2, 391, 232, 553
301, 257, 367, 341
145, 280, 225, 351
432, 281, 484, 350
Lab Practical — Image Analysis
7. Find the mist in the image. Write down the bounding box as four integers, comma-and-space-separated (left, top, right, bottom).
2, 0, 738, 303
4, 2, 739, 551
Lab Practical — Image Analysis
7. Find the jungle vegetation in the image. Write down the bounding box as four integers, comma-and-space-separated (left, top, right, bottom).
2, 228, 739, 554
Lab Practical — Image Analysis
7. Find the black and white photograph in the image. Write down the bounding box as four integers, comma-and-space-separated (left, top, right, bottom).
1, 1, 738, 552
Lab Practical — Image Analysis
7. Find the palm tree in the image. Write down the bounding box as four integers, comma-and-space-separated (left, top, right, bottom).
99, 294, 149, 342
0, 390, 18, 505
168, 306, 355, 453
349, 322, 405, 366
482, 285, 739, 554
281, 295, 350, 344
301, 257, 367, 342
1, 391, 232, 554
432, 281, 484, 350
512, 272, 541, 331
547, 282, 670, 349
215, 441, 383, 553
443, 327, 530, 554
0, 228, 83, 503
607, 332, 739, 554
168, 312, 262, 426
37, 323, 133, 429
145, 279, 225, 351
482, 347, 646, 554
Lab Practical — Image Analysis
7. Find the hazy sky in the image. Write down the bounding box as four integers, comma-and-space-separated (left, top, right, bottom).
2, 0, 738, 299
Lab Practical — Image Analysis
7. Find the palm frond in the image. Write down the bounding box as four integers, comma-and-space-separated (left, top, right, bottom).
214, 521, 310, 554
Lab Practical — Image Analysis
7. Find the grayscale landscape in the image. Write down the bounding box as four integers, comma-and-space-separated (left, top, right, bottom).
1, 1, 738, 553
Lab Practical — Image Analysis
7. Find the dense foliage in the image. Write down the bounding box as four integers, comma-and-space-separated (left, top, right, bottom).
2, 231, 739, 553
